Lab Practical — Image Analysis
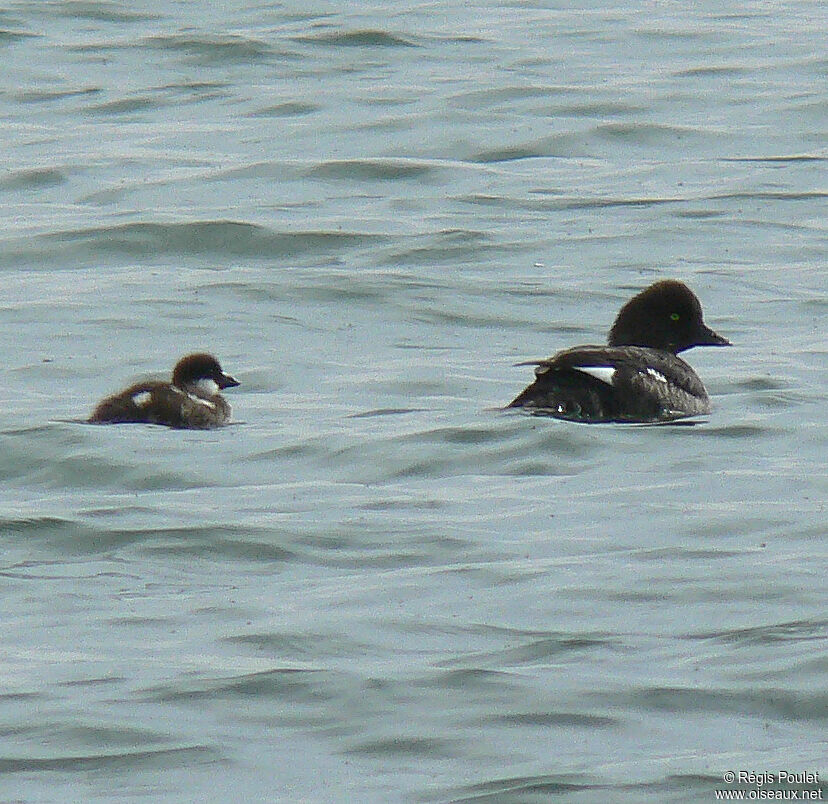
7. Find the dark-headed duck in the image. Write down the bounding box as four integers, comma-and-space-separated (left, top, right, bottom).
508, 280, 730, 423
89, 353, 240, 429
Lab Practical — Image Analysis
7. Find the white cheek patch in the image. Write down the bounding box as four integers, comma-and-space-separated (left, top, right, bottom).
645, 367, 668, 384
194, 378, 219, 397
573, 366, 616, 385
131, 391, 152, 407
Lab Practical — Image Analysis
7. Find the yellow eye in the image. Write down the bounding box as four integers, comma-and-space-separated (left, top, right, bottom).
670, 313, 680, 321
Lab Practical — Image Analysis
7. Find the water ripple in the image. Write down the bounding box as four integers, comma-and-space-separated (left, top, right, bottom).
292, 29, 418, 48
0, 220, 386, 267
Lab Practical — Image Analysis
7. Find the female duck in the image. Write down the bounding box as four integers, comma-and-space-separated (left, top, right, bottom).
89, 353, 240, 429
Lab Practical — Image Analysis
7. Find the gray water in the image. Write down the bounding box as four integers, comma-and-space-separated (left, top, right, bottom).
1, 1, 826, 802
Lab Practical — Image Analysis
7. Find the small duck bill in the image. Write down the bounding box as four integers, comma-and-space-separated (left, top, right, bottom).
217, 373, 240, 390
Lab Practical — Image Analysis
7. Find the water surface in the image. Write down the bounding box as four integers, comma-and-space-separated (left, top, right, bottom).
1, 1, 825, 801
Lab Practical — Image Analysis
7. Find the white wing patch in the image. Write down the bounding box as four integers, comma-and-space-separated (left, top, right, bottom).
573, 366, 616, 385
645, 367, 668, 384
132, 391, 152, 407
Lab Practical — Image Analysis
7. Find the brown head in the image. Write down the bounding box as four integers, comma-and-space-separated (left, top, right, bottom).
171, 353, 240, 390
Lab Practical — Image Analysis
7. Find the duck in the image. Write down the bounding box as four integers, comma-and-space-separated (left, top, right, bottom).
507, 280, 730, 423
89, 353, 239, 429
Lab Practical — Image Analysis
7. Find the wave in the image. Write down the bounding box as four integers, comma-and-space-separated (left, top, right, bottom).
0, 220, 387, 268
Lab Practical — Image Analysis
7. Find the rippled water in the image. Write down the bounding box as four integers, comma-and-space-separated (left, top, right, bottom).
1, 1, 826, 801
